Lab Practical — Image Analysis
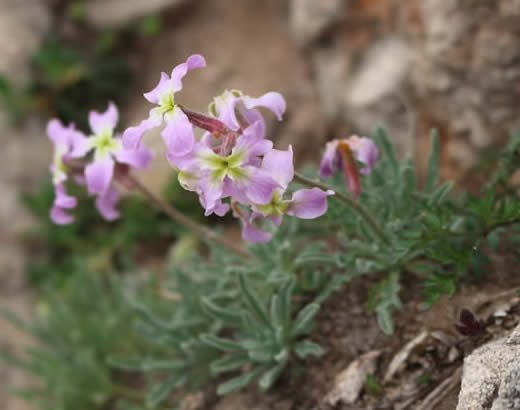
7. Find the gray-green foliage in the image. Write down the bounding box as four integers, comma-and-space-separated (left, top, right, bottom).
1, 272, 152, 410
202, 274, 323, 395
7, 127, 520, 409
108, 221, 332, 405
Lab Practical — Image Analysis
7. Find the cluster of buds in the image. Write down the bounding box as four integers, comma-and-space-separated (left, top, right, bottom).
47, 54, 378, 243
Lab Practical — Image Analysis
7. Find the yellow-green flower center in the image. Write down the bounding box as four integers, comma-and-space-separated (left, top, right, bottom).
200, 149, 248, 183
255, 191, 288, 217
92, 130, 120, 158
53, 153, 69, 184
159, 93, 176, 114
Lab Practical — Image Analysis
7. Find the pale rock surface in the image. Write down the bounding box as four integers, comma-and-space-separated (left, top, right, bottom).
457, 323, 520, 410
411, 0, 520, 174
345, 37, 414, 154
0, 0, 51, 83
0, 121, 49, 410
289, 0, 348, 48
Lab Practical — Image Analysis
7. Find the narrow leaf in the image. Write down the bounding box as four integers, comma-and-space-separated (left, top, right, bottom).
238, 273, 270, 327
425, 129, 440, 192
294, 339, 325, 358
376, 127, 398, 177
279, 277, 295, 326
216, 366, 265, 395
258, 362, 286, 391
142, 359, 185, 372
291, 303, 320, 338
210, 354, 250, 375
146, 375, 184, 408
376, 308, 394, 335
202, 297, 242, 325
429, 181, 454, 205
200, 334, 242, 352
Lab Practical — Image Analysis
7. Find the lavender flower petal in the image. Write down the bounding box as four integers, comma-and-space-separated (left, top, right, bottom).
319, 140, 339, 178
113, 144, 153, 169
89, 102, 118, 136
261, 145, 294, 188
170, 54, 206, 92
95, 185, 120, 221
242, 92, 286, 121
85, 157, 115, 195
287, 188, 334, 219
161, 109, 195, 157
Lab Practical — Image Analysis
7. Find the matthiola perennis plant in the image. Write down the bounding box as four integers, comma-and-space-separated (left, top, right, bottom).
47, 53, 377, 246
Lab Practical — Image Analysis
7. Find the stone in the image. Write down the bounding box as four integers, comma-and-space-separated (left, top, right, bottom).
457, 323, 520, 410
0, 0, 51, 84
344, 37, 414, 153
289, 0, 348, 48
411, 0, 520, 175
491, 361, 520, 410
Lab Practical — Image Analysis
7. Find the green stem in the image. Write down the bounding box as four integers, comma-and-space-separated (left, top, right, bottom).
125, 173, 252, 259
293, 172, 391, 244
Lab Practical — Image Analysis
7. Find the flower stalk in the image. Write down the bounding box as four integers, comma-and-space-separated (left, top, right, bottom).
124, 173, 251, 259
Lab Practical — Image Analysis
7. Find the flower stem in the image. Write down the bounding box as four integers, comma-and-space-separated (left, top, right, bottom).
125, 173, 251, 259
293, 172, 391, 244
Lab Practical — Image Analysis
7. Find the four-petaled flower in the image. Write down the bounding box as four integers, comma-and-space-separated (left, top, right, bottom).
78, 102, 153, 197
234, 146, 334, 243
122, 54, 206, 157
319, 136, 378, 196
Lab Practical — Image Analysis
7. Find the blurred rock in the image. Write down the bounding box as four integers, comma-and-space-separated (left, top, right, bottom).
311, 45, 350, 122
85, 0, 187, 28
0, 0, 51, 84
456, 324, 520, 410
345, 37, 414, 153
411, 0, 520, 175
0, 120, 49, 410
289, 0, 348, 48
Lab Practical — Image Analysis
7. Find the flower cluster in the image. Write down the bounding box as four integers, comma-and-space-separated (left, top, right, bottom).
47, 54, 378, 243
48, 103, 152, 224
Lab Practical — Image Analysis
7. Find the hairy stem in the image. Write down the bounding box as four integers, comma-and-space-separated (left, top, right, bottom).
125, 173, 251, 259
293, 172, 391, 244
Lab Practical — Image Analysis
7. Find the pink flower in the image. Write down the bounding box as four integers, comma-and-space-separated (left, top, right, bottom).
209, 89, 286, 136
169, 120, 279, 215
235, 146, 334, 243
47, 119, 87, 224
122, 54, 206, 156
48, 103, 153, 225
81, 102, 152, 197
319, 136, 378, 196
